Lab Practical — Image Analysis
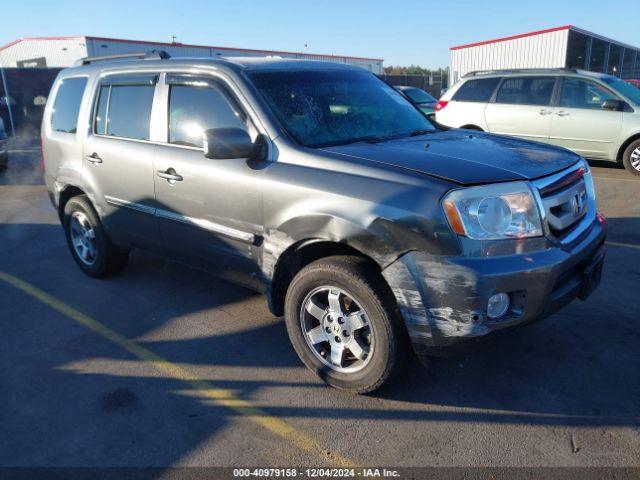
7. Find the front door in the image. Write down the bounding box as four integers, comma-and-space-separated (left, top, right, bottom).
547, 77, 623, 160
484, 76, 557, 143
83, 74, 162, 252
153, 74, 265, 284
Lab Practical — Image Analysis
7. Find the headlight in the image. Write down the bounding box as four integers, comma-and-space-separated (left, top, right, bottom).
442, 181, 543, 240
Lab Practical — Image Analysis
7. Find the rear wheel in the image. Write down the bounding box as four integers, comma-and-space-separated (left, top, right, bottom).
63, 195, 129, 277
284, 256, 410, 393
622, 139, 640, 176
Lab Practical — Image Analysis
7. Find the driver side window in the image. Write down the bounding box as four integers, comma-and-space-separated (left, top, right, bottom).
560, 78, 618, 110
167, 76, 254, 148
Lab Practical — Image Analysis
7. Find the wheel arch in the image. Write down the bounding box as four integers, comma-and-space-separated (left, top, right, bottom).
616, 132, 640, 162
58, 184, 87, 220
460, 124, 484, 131
264, 214, 405, 317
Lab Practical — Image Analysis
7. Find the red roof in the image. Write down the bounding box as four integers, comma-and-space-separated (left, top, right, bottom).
0, 35, 383, 62
450, 25, 572, 50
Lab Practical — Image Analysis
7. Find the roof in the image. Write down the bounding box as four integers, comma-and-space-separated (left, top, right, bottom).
62, 55, 365, 77
461, 68, 616, 80
450, 25, 640, 52
0, 35, 383, 63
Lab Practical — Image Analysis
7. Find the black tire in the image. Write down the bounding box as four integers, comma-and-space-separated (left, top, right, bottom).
284, 255, 411, 393
63, 195, 129, 277
622, 139, 640, 176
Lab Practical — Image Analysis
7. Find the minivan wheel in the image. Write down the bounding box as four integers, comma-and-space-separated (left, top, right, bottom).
63, 195, 129, 277
284, 256, 410, 393
622, 139, 640, 176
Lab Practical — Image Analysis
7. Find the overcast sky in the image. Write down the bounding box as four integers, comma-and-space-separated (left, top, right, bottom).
2, 0, 639, 68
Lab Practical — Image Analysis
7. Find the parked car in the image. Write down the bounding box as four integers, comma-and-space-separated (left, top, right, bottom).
0, 116, 8, 171
626, 79, 640, 89
43, 54, 606, 393
436, 69, 640, 176
394, 85, 437, 114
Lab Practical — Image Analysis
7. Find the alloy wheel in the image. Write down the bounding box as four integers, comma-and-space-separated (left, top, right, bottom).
300, 286, 373, 373
69, 211, 97, 265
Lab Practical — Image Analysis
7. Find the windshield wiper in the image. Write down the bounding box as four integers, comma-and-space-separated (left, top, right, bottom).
408, 129, 434, 137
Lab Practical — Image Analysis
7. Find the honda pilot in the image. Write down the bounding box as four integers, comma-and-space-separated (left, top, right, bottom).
42, 53, 606, 393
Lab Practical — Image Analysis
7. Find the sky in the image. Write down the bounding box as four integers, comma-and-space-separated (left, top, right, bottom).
2, 0, 639, 68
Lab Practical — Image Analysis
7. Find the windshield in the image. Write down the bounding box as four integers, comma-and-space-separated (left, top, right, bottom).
249, 69, 435, 148
604, 77, 640, 105
403, 88, 437, 104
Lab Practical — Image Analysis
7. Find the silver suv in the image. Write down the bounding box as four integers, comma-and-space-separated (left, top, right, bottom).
436, 69, 640, 176
43, 53, 606, 392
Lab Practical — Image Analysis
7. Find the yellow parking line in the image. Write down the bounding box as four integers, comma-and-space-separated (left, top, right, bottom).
0, 270, 358, 468
606, 241, 640, 250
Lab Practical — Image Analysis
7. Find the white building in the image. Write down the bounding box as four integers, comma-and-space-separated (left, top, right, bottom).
0, 36, 384, 73
450, 25, 640, 84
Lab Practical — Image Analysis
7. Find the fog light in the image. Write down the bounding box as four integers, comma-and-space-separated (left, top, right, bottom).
487, 293, 510, 319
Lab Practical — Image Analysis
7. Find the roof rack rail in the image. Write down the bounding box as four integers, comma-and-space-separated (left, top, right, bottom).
463, 68, 578, 77
77, 50, 171, 66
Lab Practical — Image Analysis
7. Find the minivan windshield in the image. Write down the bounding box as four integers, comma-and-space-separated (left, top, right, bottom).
249, 69, 435, 148
604, 77, 640, 105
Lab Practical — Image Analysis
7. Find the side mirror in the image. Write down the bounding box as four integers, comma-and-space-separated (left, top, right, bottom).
601, 99, 626, 111
203, 128, 254, 159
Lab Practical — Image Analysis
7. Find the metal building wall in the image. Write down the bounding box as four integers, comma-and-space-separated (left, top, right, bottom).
0, 37, 88, 67
450, 28, 569, 84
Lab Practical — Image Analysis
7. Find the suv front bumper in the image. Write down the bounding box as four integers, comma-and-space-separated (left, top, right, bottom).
383, 216, 606, 355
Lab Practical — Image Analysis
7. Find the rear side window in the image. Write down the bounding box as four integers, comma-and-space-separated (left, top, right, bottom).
51, 77, 87, 133
93, 75, 156, 140
453, 78, 501, 102
167, 77, 248, 148
495, 77, 555, 105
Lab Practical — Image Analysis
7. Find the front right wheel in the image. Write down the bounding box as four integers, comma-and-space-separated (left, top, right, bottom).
284, 256, 410, 393
622, 139, 640, 176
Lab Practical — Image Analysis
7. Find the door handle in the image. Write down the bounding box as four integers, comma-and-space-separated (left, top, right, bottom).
157, 169, 183, 183
86, 152, 103, 164
556, 111, 570, 117
538, 109, 553, 115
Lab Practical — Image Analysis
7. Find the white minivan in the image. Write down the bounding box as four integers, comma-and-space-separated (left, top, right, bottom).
435, 69, 640, 176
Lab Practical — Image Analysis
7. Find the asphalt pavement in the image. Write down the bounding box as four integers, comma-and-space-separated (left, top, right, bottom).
1, 146, 639, 469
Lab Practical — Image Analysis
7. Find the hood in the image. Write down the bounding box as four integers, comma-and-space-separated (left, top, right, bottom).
322, 129, 581, 185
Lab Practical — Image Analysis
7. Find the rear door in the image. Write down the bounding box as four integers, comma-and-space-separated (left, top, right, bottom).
437, 77, 501, 129
152, 73, 264, 283
547, 77, 623, 159
484, 76, 557, 143
83, 73, 162, 251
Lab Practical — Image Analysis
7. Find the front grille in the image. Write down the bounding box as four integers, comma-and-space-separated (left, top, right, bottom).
534, 164, 592, 240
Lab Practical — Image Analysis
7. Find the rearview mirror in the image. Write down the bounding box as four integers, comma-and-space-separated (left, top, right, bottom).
601, 99, 626, 111
204, 128, 254, 159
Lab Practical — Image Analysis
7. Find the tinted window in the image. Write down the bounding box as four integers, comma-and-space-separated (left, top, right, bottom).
249, 69, 434, 148
94, 85, 109, 135
169, 83, 246, 148
495, 77, 555, 105
105, 85, 154, 140
608, 45, 623, 76
453, 78, 500, 102
566, 31, 589, 69
51, 77, 87, 133
590, 39, 607, 73
560, 78, 618, 109
622, 50, 637, 78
